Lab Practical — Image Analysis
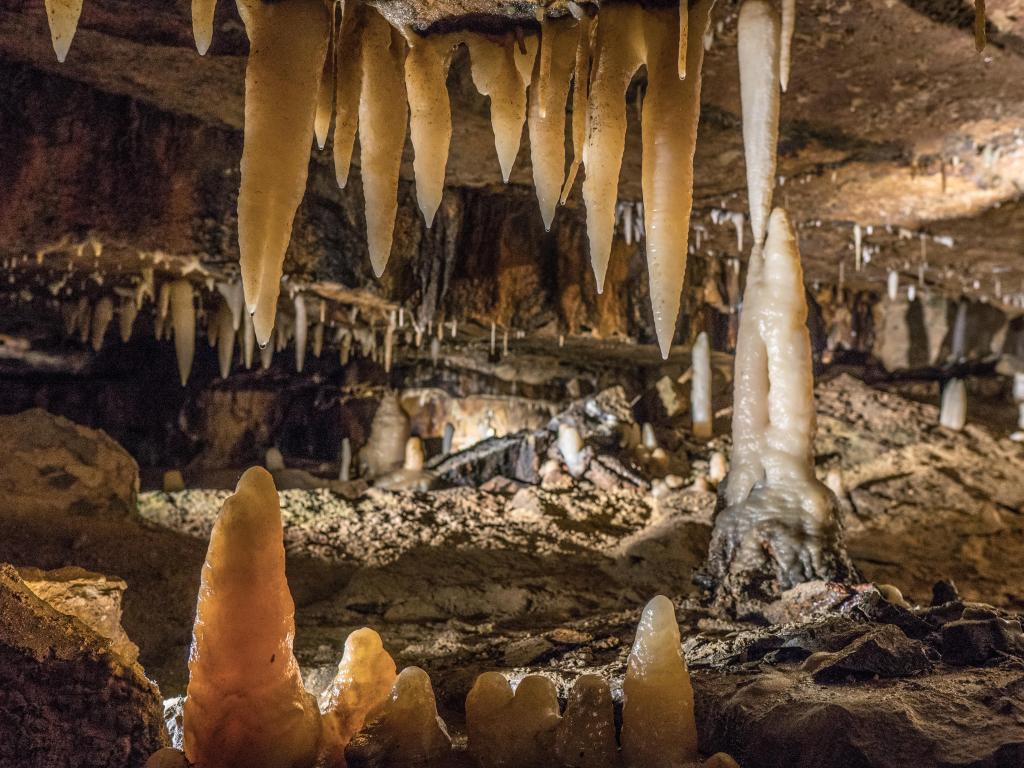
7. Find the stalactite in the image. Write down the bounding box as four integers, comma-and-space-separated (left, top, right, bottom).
854, 223, 863, 272
691, 331, 712, 439
242, 315, 255, 369
940, 378, 967, 430
339, 437, 352, 482
640, 0, 715, 358
621, 595, 697, 767
560, 15, 594, 204
528, 17, 577, 230
216, 281, 245, 331
119, 295, 138, 343
360, 9, 409, 276
169, 280, 195, 386
384, 311, 396, 373
312, 322, 324, 358
975, 0, 987, 52
333, 2, 363, 188
779, 0, 795, 92
183, 468, 321, 768
44, 0, 83, 63
314, 5, 336, 151
235, 0, 330, 346
191, 0, 217, 56
260, 337, 273, 370
678, 0, 689, 78
951, 300, 968, 362
738, 0, 781, 248
89, 297, 113, 352
405, 33, 456, 227
467, 34, 533, 183
293, 294, 307, 373
210, 301, 232, 379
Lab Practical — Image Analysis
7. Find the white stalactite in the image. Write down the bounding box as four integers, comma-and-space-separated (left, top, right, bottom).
119, 295, 138, 343
215, 300, 235, 379
45, 0, 83, 63
192, 0, 218, 56
170, 280, 196, 386
780, 0, 796, 92
293, 294, 307, 373
90, 297, 113, 352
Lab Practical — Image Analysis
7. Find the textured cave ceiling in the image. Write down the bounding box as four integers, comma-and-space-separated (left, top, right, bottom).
0, 0, 1022, 311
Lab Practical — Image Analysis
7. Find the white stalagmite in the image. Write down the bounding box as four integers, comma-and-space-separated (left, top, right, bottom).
215, 301, 235, 379
169, 280, 196, 386
467, 34, 532, 183
621, 595, 698, 767
192, 0, 218, 56
405, 33, 456, 227
887, 269, 899, 301
560, 15, 594, 204
582, 4, 644, 291
940, 378, 967, 430
691, 331, 712, 439
360, 9, 409, 276
780, 0, 796, 92
557, 423, 586, 476
339, 437, 352, 482
738, 0, 781, 249
119, 295, 138, 343
293, 294, 307, 373
235, 0, 330, 347
641, 0, 715, 358
44, 0, 83, 63
333, 3, 363, 187
528, 18, 577, 230
90, 297, 113, 352
854, 223, 863, 271
404, 437, 425, 472
216, 281, 245, 331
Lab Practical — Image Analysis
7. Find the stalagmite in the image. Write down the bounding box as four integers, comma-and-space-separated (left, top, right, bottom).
709, 450, 728, 485
44, 0, 83, 63
706, 209, 855, 608
853, 224, 863, 271
466, 673, 560, 768
560, 15, 594, 203
887, 269, 899, 301
170, 280, 196, 386
442, 423, 455, 454
293, 294, 307, 373
406, 33, 455, 227
90, 296, 113, 352
621, 595, 697, 768
641, 0, 715, 358
467, 34, 532, 183
235, 0, 330, 346
339, 437, 352, 482
404, 437, 425, 472
360, 394, 411, 479
940, 378, 967, 431
215, 301, 235, 379
333, 3, 363, 187
265, 447, 285, 472
360, 10, 409, 276
243, 315, 256, 368
183, 468, 321, 768
345, 667, 452, 767
192, 0, 217, 56
320, 627, 397, 765
554, 675, 619, 768
558, 423, 586, 476
691, 331, 712, 439
119, 295, 138, 343
528, 18, 577, 230
582, 5, 644, 291
738, 0, 781, 248
779, 0, 795, 92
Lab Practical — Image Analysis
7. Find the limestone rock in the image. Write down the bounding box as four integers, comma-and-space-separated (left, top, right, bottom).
0, 408, 139, 518
0, 563, 167, 767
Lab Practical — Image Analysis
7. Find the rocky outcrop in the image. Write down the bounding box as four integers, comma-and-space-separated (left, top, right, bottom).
0, 408, 138, 518
0, 564, 167, 767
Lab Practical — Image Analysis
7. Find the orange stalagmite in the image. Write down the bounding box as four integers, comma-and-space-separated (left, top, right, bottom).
319, 627, 398, 764
183, 467, 322, 768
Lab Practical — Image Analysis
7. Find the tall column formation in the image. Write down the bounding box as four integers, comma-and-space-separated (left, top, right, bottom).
703, 210, 856, 612
182, 467, 322, 768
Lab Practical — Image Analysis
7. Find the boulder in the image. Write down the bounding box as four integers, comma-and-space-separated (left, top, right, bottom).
0, 564, 167, 767
0, 409, 138, 518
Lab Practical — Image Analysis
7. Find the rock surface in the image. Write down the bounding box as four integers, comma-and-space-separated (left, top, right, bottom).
0, 564, 167, 767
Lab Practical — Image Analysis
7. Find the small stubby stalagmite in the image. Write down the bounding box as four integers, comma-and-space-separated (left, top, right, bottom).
466, 672, 561, 768
691, 331, 713, 439
554, 675, 620, 768
183, 467, 322, 768
621, 595, 698, 768
320, 627, 398, 765
703, 210, 856, 610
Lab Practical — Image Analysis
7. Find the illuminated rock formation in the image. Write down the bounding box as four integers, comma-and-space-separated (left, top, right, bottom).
466, 672, 561, 768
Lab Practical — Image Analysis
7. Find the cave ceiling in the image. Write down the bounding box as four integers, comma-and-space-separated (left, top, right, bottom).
1, 0, 1022, 317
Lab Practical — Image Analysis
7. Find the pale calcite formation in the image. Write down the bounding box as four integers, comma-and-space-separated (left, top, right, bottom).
780, 0, 796, 91
169, 279, 195, 386
360, 393, 412, 479
319, 627, 398, 766
191, 0, 217, 56
118, 295, 137, 343
738, 0, 781, 248
466, 672, 561, 768
940, 378, 967, 430
183, 467, 322, 768
344, 667, 452, 767
234, 0, 330, 346
90, 296, 113, 352
333, 2, 363, 188
242, 313, 256, 368
691, 331, 712, 439
216, 280, 245, 331
404, 437, 425, 472
405, 32, 457, 227
554, 674, 620, 768
621, 595, 698, 768
359, 8, 409, 276
528, 17, 577, 230
560, 15, 594, 204
214, 300, 235, 379
44, 0, 83, 62
294, 294, 308, 373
